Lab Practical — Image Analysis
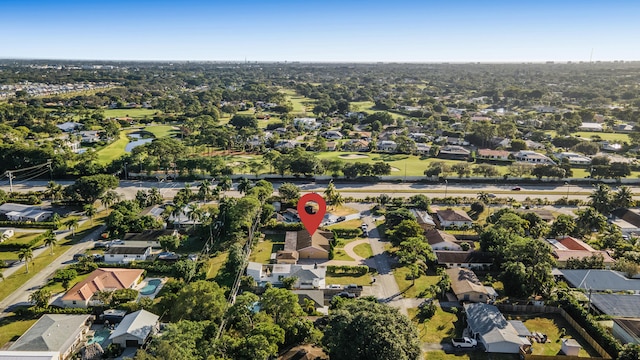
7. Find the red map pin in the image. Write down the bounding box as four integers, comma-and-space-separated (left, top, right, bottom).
297, 193, 327, 236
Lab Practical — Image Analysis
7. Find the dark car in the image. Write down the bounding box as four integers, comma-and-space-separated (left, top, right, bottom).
337, 291, 356, 299
511, 186, 522, 191
73, 253, 87, 261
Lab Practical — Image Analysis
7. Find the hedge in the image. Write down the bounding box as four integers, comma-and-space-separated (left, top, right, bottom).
0, 221, 57, 229
331, 228, 362, 238
560, 296, 622, 358
262, 222, 305, 231
327, 265, 369, 276
16, 306, 92, 317
0, 233, 46, 251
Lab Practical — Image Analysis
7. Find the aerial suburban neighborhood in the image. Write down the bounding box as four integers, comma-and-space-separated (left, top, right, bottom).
1, 3, 640, 358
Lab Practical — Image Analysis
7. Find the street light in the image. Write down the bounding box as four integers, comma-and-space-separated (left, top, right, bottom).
565, 181, 570, 199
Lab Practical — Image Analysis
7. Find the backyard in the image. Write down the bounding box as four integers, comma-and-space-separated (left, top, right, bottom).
248, 234, 285, 264
393, 266, 440, 298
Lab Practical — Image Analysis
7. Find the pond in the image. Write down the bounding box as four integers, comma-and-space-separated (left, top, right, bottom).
125, 132, 154, 152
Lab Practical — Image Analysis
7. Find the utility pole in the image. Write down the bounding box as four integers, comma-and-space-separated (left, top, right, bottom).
7, 171, 13, 193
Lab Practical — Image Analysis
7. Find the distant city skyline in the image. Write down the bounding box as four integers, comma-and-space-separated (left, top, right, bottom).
1, 0, 639, 62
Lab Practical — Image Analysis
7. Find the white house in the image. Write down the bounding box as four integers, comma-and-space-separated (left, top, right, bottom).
555, 152, 591, 165
513, 150, 555, 165
425, 229, 461, 251
56, 122, 83, 132
321, 130, 343, 140
0, 203, 53, 222
415, 143, 431, 155
579, 122, 603, 132
293, 117, 319, 130
108, 310, 159, 348
104, 246, 151, 263
246, 262, 326, 289
377, 140, 397, 152
436, 209, 473, 228
464, 303, 530, 353
79, 131, 101, 143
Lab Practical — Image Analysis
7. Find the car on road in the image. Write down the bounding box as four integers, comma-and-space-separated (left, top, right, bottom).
511, 186, 522, 191
487, 193, 497, 198
361, 223, 368, 230
336, 216, 346, 222
451, 337, 477, 348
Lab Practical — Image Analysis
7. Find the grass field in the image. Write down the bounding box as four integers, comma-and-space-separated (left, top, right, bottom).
249, 237, 284, 264
332, 248, 355, 261
506, 314, 599, 357
282, 89, 314, 114
393, 266, 440, 298
546, 130, 631, 143
1, 232, 44, 246
95, 131, 133, 165
353, 243, 373, 258
206, 252, 228, 279
327, 219, 362, 230
325, 272, 371, 286
41, 272, 92, 295
350, 101, 406, 120
409, 303, 461, 343
0, 317, 38, 348
103, 108, 160, 119
141, 125, 179, 138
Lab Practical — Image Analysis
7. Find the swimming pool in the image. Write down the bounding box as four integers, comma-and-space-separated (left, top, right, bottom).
87, 329, 111, 346
140, 279, 162, 295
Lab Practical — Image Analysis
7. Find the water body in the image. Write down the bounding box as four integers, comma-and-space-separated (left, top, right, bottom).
125, 132, 154, 152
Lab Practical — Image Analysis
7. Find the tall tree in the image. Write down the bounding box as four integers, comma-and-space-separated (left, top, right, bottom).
29, 288, 51, 308
613, 186, 634, 209
589, 183, 612, 215
100, 190, 121, 213
83, 204, 97, 225
324, 300, 421, 360
64, 218, 80, 236
43, 230, 57, 255
17, 247, 34, 273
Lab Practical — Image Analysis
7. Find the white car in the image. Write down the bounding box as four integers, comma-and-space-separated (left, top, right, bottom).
327, 284, 342, 289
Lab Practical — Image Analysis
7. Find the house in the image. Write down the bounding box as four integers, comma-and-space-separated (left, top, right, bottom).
547, 236, 615, 268
590, 294, 640, 318
602, 141, 623, 152
435, 251, 493, 270
426, 229, 461, 251
0, 228, 15, 241
79, 131, 101, 143
321, 131, 343, 140
415, 143, 431, 156
445, 267, 493, 303
612, 318, 640, 344
410, 209, 436, 230
513, 150, 555, 165
0, 203, 53, 223
108, 310, 159, 348
104, 246, 151, 264
436, 209, 473, 229
325, 141, 338, 151
614, 124, 635, 132
56, 122, 83, 132
377, 140, 397, 152
124, 229, 178, 244
8, 314, 92, 359
437, 145, 471, 160
0, 351, 60, 360
476, 149, 511, 162
579, 122, 604, 132
277, 230, 333, 262
293, 117, 319, 130
246, 262, 326, 289
343, 139, 370, 152
293, 290, 327, 313
464, 303, 530, 353
282, 208, 300, 223
274, 140, 298, 151
611, 208, 640, 235
555, 152, 591, 165
61, 268, 144, 308
555, 269, 640, 293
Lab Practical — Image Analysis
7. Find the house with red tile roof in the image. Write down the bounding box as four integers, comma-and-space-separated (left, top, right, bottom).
61, 268, 144, 308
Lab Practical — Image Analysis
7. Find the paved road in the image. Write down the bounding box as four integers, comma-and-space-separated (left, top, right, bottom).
2, 180, 638, 203
0, 223, 106, 317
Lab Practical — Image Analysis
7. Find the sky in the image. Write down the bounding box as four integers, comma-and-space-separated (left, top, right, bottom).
1, 0, 639, 62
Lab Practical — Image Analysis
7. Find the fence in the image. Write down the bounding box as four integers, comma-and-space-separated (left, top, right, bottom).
497, 305, 612, 359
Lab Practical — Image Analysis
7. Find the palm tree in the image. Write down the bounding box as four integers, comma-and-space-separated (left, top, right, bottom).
43, 230, 57, 255
589, 183, 612, 215
83, 204, 97, 225
17, 247, 34, 273
218, 176, 232, 192
29, 288, 51, 308
323, 180, 343, 210
51, 213, 61, 229
64, 218, 80, 237
187, 203, 203, 230
183, 184, 194, 202
100, 190, 120, 213
477, 191, 490, 204
46, 181, 64, 202
613, 186, 634, 209
148, 187, 163, 205
198, 180, 212, 202
237, 178, 253, 194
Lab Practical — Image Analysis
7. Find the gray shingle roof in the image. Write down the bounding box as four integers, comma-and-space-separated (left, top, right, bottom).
109, 310, 159, 342
9, 314, 91, 353
558, 269, 640, 292
590, 294, 640, 317
464, 303, 524, 346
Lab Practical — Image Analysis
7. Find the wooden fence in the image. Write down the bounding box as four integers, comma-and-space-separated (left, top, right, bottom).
497, 305, 612, 360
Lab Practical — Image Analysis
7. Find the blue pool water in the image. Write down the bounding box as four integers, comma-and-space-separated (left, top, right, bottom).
140, 279, 162, 295
87, 329, 111, 346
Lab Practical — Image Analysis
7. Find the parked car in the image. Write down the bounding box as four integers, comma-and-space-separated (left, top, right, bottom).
327, 284, 342, 289
337, 291, 356, 299
73, 253, 87, 261
93, 241, 109, 249
451, 337, 477, 348
345, 284, 362, 290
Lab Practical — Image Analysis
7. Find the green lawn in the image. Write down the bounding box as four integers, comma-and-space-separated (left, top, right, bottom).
349, 101, 405, 120
249, 238, 284, 264
95, 131, 133, 165
2, 232, 45, 246
393, 266, 440, 298
282, 89, 314, 114
506, 314, 599, 357
42, 272, 92, 295
409, 303, 461, 343
0, 317, 38, 348
546, 130, 630, 143
206, 252, 228, 279
142, 125, 179, 138
103, 108, 160, 119
353, 243, 373, 258
327, 219, 362, 230
325, 272, 371, 286
331, 248, 355, 261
